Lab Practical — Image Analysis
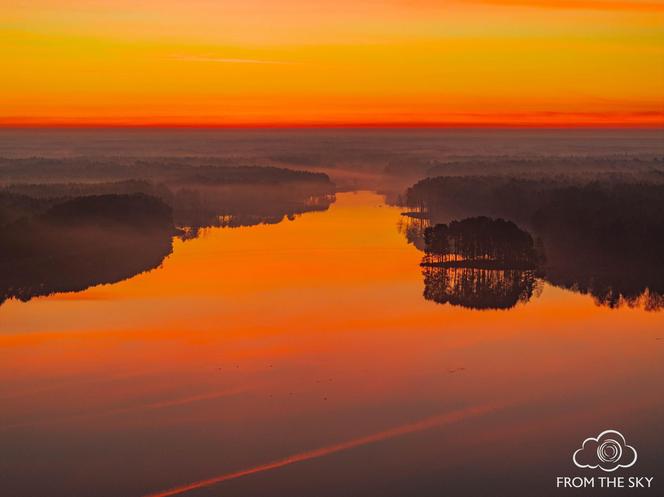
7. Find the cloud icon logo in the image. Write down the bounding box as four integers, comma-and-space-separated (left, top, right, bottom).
573, 430, 637, 472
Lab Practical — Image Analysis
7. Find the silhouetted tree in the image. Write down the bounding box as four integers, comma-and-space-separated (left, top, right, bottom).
423, 217, 538, 268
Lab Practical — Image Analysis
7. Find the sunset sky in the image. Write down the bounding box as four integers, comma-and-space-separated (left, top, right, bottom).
2, 0, 663, 127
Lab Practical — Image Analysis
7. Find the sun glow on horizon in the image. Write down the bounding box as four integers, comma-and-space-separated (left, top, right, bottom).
2, 0, 663, 127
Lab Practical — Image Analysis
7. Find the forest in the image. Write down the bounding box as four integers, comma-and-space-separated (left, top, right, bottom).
405, 175, 664, 310
0, 157, 332, 185
0, 161, 336, 231
0, 194, 175, 304
0, 160, 339, 303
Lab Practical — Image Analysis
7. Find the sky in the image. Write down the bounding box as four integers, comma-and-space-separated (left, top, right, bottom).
2, 0, 663, 127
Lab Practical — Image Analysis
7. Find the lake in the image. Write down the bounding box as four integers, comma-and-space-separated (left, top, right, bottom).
1, 191, 662, 497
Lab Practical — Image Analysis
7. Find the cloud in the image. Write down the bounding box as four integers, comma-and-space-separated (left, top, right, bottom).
573, 430, 637, 472
171, 55, 292, 65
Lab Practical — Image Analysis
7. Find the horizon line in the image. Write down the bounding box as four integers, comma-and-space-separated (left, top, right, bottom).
1, 122, 663, 131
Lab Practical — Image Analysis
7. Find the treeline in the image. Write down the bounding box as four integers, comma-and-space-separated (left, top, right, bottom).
385, 155, 664, 205
1, 162, 336, 231
423, 217, 539, 268
0, 191, 52, 227
0, 161, 337, 304
4, 179, 168, 202
0, 194, 175, 257
0, 158, 333, 186
0, 184, 172, 228
406, 176, 664, 265
178, 165, 331, 186
425, 156, 664, 179
0, 194, 175, 304
406, 175, 664, 310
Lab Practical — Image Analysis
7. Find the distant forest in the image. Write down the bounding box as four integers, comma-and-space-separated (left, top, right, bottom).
0, 160, 337, 304
0, 160, 336, 231
0, 157, 331, 184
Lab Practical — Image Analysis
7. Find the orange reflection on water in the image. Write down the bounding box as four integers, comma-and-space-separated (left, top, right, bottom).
0, 192, 662, 497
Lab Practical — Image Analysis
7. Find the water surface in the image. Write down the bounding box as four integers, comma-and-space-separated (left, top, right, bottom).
1, 192, 662, 496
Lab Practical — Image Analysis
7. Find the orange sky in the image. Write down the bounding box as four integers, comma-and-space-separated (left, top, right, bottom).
2, 0, 663, 127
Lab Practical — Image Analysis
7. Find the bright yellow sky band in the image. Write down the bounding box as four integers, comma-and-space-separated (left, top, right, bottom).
2, 0, 663, 127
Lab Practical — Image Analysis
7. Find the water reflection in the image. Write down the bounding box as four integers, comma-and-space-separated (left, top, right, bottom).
1, 192, 662, 497
401, 214, 664, 311
0, 188, 335, 304
422, 267, 540, 310
175, 188, 335, 235
545, 261, 664, 311
397, 213, 428, 251
404, 175, 664, 311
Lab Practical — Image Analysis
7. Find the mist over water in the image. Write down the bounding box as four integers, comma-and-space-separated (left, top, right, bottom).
2, 129, 663, 158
